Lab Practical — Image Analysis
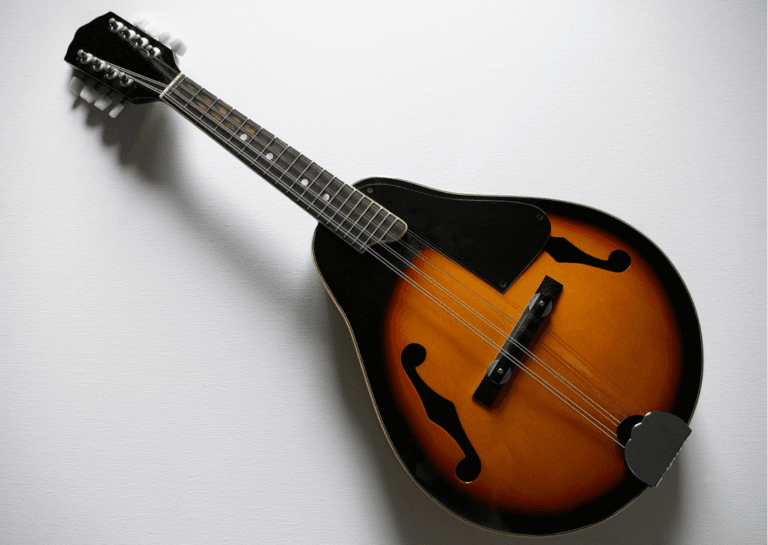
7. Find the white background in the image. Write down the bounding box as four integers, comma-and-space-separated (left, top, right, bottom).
1, 1, 765, 543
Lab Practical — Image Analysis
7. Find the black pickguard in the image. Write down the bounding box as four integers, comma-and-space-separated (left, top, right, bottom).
311, 177, 703, 536
362, 182, 551, 292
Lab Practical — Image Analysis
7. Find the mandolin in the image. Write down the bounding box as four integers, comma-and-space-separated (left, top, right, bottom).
65, 12, 702, 537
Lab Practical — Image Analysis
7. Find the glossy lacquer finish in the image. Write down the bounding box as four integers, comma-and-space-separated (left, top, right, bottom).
312, 178, 702, 536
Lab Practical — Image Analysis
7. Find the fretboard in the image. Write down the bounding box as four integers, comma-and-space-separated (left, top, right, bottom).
159, 74, 407, 253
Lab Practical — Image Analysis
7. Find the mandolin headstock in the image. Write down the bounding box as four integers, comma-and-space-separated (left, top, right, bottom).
64, 12, 183, 117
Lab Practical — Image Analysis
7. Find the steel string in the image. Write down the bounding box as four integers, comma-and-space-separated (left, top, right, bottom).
113, 69, 624, 444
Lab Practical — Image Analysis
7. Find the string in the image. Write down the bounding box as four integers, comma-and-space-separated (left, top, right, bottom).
399, 231, 634, 420
155, 78, 624, 444
108, 68, 624, 445
136, 73, 627, 422
376, 234, 625, 425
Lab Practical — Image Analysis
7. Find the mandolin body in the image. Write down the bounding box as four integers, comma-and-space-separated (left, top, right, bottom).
312, 177, 702, 536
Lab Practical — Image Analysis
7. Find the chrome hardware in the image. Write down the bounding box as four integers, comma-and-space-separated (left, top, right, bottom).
105, 67, 121, 80
112, 20, 164, 58
527, 293, 553, 317
77, 50, 93, 64
108, 18, 125, 33
119, 75, 134, 87
92, 59, 107, 72
144, 45, 161, 58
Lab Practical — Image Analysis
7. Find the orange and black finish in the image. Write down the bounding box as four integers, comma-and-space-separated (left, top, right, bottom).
313, 177, 702, 536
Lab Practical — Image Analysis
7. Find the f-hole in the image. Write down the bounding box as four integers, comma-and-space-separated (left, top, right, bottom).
545, 237, 631, 272
400, 343, 481, 482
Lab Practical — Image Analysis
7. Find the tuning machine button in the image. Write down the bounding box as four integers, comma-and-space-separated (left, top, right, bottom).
94, 94, 113, 110
168, 37, 187, 56
109, 102, 126, 119
68, 76, 85, 96
79, 85, 101, 104
134, 17, 150, 31
144, 24, 163, 40
133, 15, 163, 39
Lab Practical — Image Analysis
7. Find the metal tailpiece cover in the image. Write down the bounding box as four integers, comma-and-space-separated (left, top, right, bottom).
624, 411, 691, 486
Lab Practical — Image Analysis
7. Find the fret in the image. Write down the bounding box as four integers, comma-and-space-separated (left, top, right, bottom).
316, 179, 348, 232
348, 198, 374, 240
161, 75, 407, 251
362, 211, 391, 247
327, 187, 364, 242
299, 167, 326, 201
319, 178, 345, 210
339, 190, 366, 225
325, 184, 355, 225
278, 151, 305, 191
287, 156, 314, 188
308, 171, 337, 206
338, 191, 367, 242
370, 212, 397, 242
353, 207, 382, 247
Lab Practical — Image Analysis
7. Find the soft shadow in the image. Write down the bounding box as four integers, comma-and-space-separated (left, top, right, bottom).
72, 91, 328, 345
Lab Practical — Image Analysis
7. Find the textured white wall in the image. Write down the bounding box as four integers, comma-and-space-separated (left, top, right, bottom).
1, 1, 765, 543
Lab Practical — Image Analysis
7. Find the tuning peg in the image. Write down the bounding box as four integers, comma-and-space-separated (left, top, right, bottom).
143, 44, 162, 58
79, 85, 101, 104
133, 14, 163, 39
108, 18, 126, 33
105, 66, 121, 80
133, 16, 150, 31
168, 37, 187, 56
119, 73, 134, 87
68, 76, 85, 96
157, 30, 172, 43
144, 23, 163, 40
77, 50, 93, 64
108, 102, 126, 119
94, 94, 113, 110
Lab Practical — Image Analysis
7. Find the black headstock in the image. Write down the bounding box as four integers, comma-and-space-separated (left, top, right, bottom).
64, 12, 180, 106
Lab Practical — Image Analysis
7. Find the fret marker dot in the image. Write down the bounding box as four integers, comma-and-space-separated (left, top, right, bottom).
239, 133, 248, 141
323, 194, 330, 201
301, 179, 309, 186
266, 153, 274, 160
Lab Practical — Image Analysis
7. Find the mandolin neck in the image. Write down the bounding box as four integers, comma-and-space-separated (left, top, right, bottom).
159, 73, 407, 252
